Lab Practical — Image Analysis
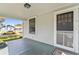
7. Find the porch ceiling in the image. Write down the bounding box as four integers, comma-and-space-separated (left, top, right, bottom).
0, 3, 78, 20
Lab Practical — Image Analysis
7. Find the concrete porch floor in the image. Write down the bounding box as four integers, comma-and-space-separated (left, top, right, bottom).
20, 38, 55, 55
8, 38, 77, 55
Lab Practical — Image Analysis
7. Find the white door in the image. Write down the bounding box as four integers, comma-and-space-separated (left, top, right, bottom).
54, 11, 74, 51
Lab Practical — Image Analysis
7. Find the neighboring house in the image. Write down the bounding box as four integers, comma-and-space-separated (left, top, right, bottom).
0, 25, 15, 34
14, 24, 23, 35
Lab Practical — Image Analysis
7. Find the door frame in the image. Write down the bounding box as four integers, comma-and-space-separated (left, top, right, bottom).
54, 6, 79, 53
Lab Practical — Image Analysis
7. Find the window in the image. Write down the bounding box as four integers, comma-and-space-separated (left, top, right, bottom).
57, 11, 73, 31
29, 18, 35, 34
56, 11, 73, 48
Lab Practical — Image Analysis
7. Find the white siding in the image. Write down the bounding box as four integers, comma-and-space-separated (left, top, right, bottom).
23, 5, 79, 53
24, 12, 54, 45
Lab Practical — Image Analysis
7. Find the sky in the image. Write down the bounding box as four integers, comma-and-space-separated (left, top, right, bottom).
3, 18, 23, 26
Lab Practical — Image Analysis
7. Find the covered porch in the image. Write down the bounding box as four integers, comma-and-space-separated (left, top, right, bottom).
0, 3, 79, 55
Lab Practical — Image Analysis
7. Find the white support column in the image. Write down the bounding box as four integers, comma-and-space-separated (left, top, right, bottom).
73, 8, 79, 53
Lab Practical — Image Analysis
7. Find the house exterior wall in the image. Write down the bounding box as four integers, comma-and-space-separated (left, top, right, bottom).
24, 12, 54, 45
23, 5, 79, 53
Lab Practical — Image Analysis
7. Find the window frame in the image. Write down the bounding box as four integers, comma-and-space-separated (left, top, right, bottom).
29, 17, 36, 34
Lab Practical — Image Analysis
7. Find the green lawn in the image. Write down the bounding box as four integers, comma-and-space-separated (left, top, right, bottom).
0, 35, 22, 43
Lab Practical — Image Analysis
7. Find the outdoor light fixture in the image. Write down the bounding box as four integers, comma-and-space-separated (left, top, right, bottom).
24, 3, 31, 8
